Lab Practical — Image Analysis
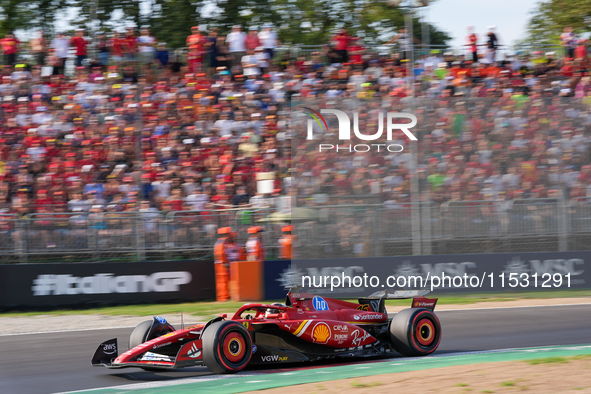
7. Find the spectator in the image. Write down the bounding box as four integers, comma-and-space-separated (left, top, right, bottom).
560, 26, 576, 59
467, 26, 478, 63
155, 42, 169, 67
332, 28, 352, 63
137, 27, 156, 67
1, 32, 19, 66
258, 23, 280, 59
123, 27, 137, 63
226, 25, 246, 70
29, 30, 48, 66
71, 29, 88, 67
96, 32, 110, 68
50, 32, 70, 74
245, 26, 261, 52
484, 26, 499, 64
187, 26, 205, 73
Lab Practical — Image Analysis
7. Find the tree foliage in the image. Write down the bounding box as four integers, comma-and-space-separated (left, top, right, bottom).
523, 0, 591, 46
204, 0, 450, 47
8, 0, 450, 49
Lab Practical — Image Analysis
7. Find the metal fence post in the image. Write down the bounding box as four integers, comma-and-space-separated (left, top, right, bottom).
421, 193, 432, 255
135, 213, 146, 261
16, 218, 27, 263
558, 191, 569, 251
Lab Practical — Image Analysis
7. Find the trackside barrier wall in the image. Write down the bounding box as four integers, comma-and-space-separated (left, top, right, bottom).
263, 260, 291, 300
0, 260, 215, 310
2, 251, 589, 309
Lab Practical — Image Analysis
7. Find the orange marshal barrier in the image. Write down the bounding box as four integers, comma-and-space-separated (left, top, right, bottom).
214, 263, 230, 302
229, 260, 263, 301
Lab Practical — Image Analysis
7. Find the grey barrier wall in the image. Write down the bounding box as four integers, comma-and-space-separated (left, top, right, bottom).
293, 251, 591, 298
0, 260, 215, 310
2, 251, 588, 309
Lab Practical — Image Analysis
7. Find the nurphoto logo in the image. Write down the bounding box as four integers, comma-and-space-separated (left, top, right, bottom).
302, 108, 418, 153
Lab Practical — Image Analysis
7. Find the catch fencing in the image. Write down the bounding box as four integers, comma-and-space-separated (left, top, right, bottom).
2, 197, 591, 263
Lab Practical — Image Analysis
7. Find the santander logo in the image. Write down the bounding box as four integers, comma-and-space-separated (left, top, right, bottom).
353, 313, 384, 321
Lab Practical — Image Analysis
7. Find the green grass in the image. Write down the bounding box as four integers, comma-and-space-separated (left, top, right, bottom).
500, 381, 516, 387
350, 381, 383, 388
456, 383, 469, 387
528, 357, 570, 365
0, 300, 266, 319
527, 354, 591, 365
1, 290, 589, 318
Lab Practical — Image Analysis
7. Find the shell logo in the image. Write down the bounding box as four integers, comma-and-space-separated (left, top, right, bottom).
312, 323, 331, 344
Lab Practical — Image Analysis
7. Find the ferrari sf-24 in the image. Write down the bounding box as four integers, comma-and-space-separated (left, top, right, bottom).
92, 289, 441, 373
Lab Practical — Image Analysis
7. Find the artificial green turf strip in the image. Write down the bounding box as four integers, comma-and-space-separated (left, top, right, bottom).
72, 344, 591, 394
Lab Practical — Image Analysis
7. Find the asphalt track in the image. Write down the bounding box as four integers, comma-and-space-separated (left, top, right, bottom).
1, 304, 590, 394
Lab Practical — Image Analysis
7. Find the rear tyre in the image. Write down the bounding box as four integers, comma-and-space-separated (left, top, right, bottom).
389, 308, 441, 356
202, 321, 252, 374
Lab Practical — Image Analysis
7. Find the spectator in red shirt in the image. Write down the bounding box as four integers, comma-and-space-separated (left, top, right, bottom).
245, 26, 261, 52
347, 37, 365, 64
109, 31, 126, 64
1, 32, 19, 66
124, 27, 137, 62
467, 26, 478, 63
71, 29, 88, 67
332, 28, 352, 63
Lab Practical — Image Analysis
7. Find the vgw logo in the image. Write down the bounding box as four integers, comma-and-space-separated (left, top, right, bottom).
261, 355, 288, 362
301, 107, 418, 153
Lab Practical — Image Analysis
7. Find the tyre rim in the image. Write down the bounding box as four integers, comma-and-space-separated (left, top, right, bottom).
222, 331, 246, 363
415, 318, 435, 347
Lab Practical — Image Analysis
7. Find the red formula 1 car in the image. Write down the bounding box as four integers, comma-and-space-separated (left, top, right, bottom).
92, 289, 441, 373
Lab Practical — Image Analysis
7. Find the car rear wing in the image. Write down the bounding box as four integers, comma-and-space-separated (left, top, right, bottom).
358, 290, 437, 313
365, 290, 431, 299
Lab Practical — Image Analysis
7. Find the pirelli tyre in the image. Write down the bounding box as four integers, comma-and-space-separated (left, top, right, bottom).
389, 308, 441, 356
129, 318, 175, 349
202, 321, 253, 374
129, 320, 154, 349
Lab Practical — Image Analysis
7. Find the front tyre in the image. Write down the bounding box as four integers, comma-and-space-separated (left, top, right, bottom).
389, 308, 441, 356
202, 321, 252, 373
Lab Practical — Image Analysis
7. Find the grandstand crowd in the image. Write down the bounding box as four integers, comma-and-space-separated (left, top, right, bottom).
0, 24, 590, 221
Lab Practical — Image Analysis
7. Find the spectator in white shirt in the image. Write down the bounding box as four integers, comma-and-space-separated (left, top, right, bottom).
502, 166, 521, 189
258, 23, 280, 59
226, 25, 246, 70
254, 46, 270, 72
185, 187, 209, 211
137, 28, 156, 65
50, 32, 70, 74
242, 49, 260, 76
213, 112, 235, 136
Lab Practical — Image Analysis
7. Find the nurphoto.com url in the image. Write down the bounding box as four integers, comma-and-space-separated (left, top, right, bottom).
301, 272, 573, 292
